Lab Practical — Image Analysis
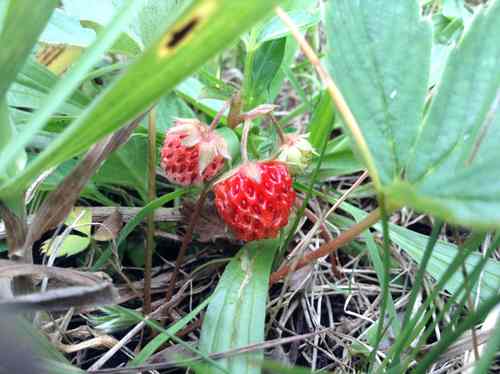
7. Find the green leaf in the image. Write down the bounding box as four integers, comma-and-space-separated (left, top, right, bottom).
257, 9, 319, 44
0, 0, 58, 98
308, 90, 335, 150
248, 37, 287, 107
152, 92, 196, 134
0, 0, 282, 198
198, 239, 279, 374
40, 207, 92, 257
39, 158, 113, 205
325, 0, 500, 228
40, 8, 96, 47
400, 2, 500, 226
62, 0, 142, 55
94, 133, 148, 200
134, 0, 193, 48
325, 0, 431, 185
8, 82, 83, 115
132, 296, 212, 366
0, 0, 144, 197
0, 98, 26, 183
311, 136, 363, 181
176, 77, 227, 120
16, 57, 91, 108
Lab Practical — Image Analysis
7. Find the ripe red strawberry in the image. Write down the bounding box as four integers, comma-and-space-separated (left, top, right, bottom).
214, 161, 296, 241
161, 119, 230, 186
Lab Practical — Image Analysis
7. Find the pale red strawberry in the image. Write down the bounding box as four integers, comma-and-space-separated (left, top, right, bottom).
213, 161, 295, 241
161, 119, 230, 186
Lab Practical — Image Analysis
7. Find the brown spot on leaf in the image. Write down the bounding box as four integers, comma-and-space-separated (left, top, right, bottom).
167, 18, 199, 48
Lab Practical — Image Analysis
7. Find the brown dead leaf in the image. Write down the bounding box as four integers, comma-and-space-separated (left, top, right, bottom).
0, 259, 110, 286
0, 283, 118, 312
93, 209, 123, 241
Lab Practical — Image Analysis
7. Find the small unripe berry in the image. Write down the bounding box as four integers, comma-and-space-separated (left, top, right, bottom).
277, 133, 315, 174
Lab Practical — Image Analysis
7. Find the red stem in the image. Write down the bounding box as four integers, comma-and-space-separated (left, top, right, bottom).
269, 208, 381, 285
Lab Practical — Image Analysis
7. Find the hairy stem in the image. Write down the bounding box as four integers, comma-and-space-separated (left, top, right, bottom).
144, 109, 157, 315
270, 115, 286, 144
164, 185, 210, 310
227, 92, 243, 128
209, 100, 231, 130
241, 119, 252, 163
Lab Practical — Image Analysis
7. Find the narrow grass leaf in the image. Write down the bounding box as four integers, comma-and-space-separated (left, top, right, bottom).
0, 0, 144, 191
0, 0, 57, 97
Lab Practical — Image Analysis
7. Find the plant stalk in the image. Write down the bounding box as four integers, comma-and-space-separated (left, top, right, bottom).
270, 115, 287, 144
241, 119, 252, 163
144, 108, 157, 315
209, 100, 231, 131
164, 185, 210, 311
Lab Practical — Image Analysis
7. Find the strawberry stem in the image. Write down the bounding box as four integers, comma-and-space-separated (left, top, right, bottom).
164, 184, 210, 312
270, 115, 286, 144
209, 100, 231, 130
241, 119, 251, 163
228, 92, 243, 128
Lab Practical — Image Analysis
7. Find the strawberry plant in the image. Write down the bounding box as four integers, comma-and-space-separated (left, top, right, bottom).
0, 0, 499, 373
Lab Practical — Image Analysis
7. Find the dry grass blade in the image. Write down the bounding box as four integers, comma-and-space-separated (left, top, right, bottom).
0, 259, 110, 286
0, 283, 117, 312
24, 112, 146, 249
0, 204, 28, 261
0, 207, 181, 240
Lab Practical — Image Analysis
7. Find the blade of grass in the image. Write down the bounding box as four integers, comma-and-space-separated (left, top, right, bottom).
116, 306, 229, 374
368, 195, 392, 370
472, 312, 500, 374
0, 0, 283, 198
362, 230, 400, 336
401, 220, 443, 327
131, 296, 212, 366
396, 234, 500, 372
143, 108, 157, 315
412, 293, 500, 374
0, 0, 58, 97
91, 188, 189, 271
0, 0, 143, 183
381, 233, 486, 371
